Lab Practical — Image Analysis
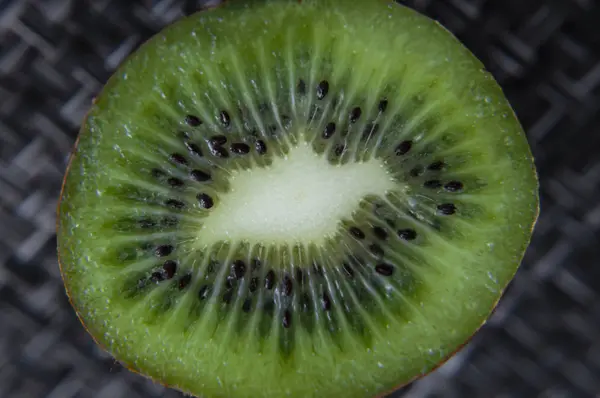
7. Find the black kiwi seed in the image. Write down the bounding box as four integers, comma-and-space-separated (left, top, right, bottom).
162, 260, 177, 279
297, 79, 306, 95
424, 180, 442, 189
151, 272, 167, 284
349, 107, 362, 123
334, 144, 346, 156
165, 199, 186, 209
323, 122, 336, 139
230, 143, 250, 155
209, 146, 229, 158
185, 142, 203, 157
190, 170, 211, 182
321, 293, 332, 311
249, 277, 259, 292
398, 229, 417, 241
409, 165, 424, 177
375, 263, 394, 277
242, 298, 252, 313
219, 110, 230, 127
349, 226, 366, 240
372, 226, 388, 241
342, 263, 354, 278
232, 260, 246, 279
197, 193, 214, 209
178, 273, 192, 289
198, 285, 210, 300
265, 270, 275, 290
369, 244, 385, 257
155, 245, 174, 257
428, 161, 445, 171
151, 271, 165, 282
282, 310, 292, 328
444, 181, 464, 192
255, 140, 267, 155
395, 140, 412, 156
209, 135, 228, 146
437, 203, 457, 215
169, 153, 188, 165
251, 258, 261, 270
168, 177, 185, 188
378, 99, 388, 113
316, 80, 329, 100
282, 275, 293, 296
185, 114, 202, 127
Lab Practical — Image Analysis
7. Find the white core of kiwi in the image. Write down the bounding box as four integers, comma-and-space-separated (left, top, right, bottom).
195, 139, 396, 247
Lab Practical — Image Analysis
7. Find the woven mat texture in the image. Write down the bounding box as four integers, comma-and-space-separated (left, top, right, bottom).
1, 0, 599, 397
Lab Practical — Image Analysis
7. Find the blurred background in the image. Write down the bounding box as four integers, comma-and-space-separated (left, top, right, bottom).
0, 0, 598, 397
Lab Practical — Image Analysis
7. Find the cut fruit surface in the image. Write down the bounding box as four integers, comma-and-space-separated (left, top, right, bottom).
195, 141, 395, 246
57, 1, 539, 398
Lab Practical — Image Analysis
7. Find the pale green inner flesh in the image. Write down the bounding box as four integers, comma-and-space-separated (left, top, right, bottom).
196, 140, 395, 247
58, 1, 539, 398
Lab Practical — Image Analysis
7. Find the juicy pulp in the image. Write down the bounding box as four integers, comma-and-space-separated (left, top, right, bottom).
57, 1, 539, 397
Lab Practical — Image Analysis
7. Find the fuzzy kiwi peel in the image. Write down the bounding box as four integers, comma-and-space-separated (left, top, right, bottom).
57, 1, 539, 397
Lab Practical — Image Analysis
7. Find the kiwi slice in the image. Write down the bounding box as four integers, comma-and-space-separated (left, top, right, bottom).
57, 1, 539, 397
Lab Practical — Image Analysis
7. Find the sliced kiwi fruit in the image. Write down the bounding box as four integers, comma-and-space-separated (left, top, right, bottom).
57, 1, 539, 397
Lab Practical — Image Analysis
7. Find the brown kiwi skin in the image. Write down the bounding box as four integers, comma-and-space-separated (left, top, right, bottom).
57, 1, 540, 397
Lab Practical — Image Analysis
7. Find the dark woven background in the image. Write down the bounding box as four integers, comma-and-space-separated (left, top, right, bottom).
1, 0, 598, 397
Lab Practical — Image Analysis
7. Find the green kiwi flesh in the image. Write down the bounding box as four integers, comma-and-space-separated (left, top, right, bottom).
57, 1, 539, 397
